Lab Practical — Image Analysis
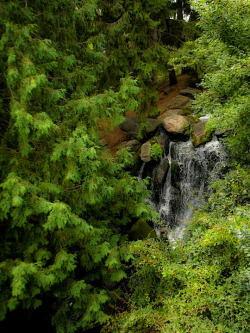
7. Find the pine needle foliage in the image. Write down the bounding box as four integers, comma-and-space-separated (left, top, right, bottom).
0, 1, 158, 331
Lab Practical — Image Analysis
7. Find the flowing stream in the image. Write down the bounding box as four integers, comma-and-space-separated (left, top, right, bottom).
150, 136, 227, 241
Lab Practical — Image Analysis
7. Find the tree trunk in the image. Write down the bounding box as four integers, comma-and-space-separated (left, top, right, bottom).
169, 69, 177, 86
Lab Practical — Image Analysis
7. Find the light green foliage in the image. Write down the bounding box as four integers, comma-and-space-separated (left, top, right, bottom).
172, 0, 250, 162
150, 143, 163, 161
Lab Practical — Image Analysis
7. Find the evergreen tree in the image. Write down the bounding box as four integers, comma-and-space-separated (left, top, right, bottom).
0, 1, 157, 331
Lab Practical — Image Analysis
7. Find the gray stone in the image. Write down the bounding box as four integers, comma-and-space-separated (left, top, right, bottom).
119, 116, 140, 138
179, 88, 201, 99
156, 131, 170, 154
191, 121, 211, 147
214, 128, 231, 137
146, 118, 162, 135
153, 158, 169, 185
119, 116, 161, 139
140, 141, 152, 162
162, 115, 190, 135
165, 95, 191, 109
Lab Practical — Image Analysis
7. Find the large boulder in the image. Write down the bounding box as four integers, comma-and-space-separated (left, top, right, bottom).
179, 88, 201, 99
191, 121, 211, 147
119, 116, 139, 138
161, 115, 190, 135
119, 116, 161, 139
156, 131, 170, 155
140, 141, 152, 162
165, 95, 191, 109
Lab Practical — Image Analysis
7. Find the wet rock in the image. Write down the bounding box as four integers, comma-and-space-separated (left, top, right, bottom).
152, 158, 169, 202
179, 88, 201, 99
153, 158, 169, 185
191, 121, 211, 147
171, 161, 180, 189
156, 131, 170, 155
140, 141, 152, 162
162, 115, 190, 135
165, 95, 191, 109
128, 220, 157, 241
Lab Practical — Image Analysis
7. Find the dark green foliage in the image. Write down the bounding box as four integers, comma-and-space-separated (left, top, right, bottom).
0, 1, 158, 331
1, 1, 249, 332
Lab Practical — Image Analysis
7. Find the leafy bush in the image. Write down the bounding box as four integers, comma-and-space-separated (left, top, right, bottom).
103, 166, 250, 332
150, 143, 163, 161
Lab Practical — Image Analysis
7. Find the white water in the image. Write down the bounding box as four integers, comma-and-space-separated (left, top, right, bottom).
138, 162, 146, 181
153, 136, 227, 241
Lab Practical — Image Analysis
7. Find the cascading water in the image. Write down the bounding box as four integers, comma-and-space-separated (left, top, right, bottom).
150, 135, 227, 240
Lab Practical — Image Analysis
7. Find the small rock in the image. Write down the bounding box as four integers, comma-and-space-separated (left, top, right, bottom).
166, 95, 191, 109
162, 115, 190, 135
214, 128, 231, 137
179, 88, 201, 99
140, 141, 152, 162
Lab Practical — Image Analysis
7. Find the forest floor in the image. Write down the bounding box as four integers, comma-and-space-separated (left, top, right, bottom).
101, 74, 191, 156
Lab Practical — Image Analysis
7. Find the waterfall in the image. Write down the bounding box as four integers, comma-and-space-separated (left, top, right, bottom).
138, 162, 146, 181
151, 136, 227, 240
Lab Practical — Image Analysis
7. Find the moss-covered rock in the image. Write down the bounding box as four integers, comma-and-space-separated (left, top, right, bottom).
191, 121, 213, 147
128, 220, 157, 241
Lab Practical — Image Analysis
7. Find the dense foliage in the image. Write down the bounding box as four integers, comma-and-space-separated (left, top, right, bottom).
0, 0, 249, 332
104, 168, 249, 332
103, 1, 250, 331
0, 1, 158, 331
174, 0, 250, 162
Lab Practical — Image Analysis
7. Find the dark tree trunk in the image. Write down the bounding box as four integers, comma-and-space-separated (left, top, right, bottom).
169, 69, 177, 86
